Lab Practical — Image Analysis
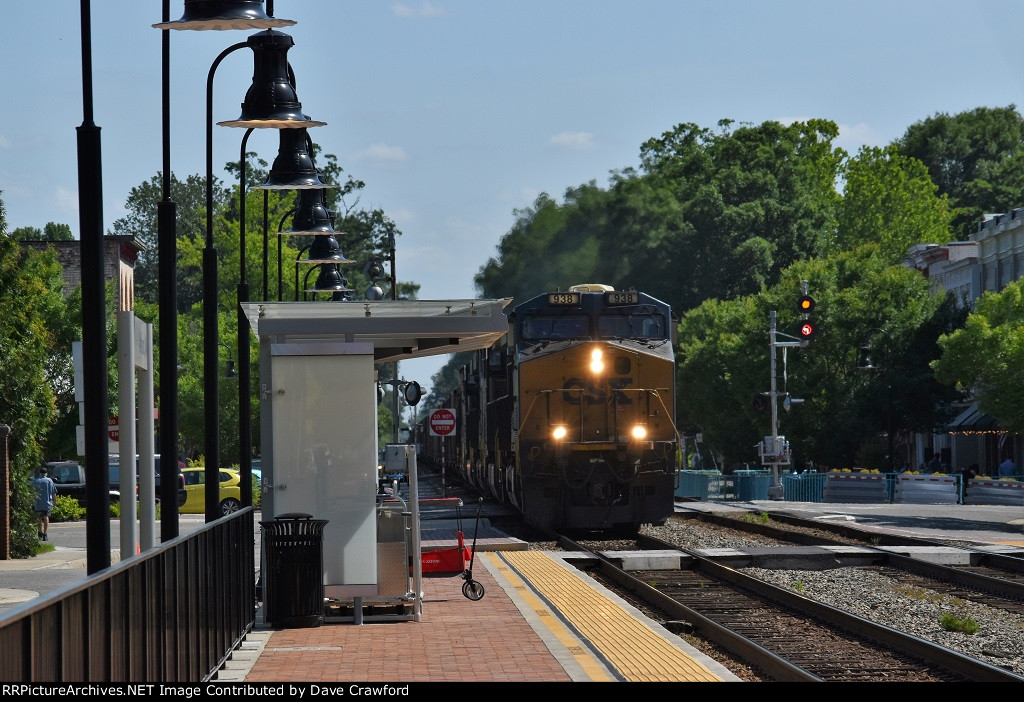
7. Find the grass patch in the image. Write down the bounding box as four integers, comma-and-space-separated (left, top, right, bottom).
32, 541, 55, 556
742, 511, 771, 525
940, 612, 980, 634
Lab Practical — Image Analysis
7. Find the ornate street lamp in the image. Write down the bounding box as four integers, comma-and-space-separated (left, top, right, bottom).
153, 0, 295, 534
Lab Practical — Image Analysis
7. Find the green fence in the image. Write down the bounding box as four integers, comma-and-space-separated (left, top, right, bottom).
782, 472, 827, 502
677, 470, 828, 503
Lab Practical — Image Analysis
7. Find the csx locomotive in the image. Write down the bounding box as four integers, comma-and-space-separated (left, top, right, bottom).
417, 284, 679, 533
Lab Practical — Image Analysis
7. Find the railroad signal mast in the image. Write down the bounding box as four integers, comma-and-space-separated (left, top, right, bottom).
761, 281, 813, 499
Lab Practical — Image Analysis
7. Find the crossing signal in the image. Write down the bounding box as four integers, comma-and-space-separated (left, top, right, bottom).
797, 291, 815, 343
797, 319, 816, 341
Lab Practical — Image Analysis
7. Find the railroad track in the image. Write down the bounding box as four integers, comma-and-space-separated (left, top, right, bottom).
659, 510, 1024, 613
557, 533, 1024, 683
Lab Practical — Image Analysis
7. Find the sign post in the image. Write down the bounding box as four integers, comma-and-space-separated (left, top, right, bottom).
429, 408, 456, 496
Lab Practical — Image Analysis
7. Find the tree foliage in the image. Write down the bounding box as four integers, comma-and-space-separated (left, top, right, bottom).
677, 247, 962, 469
12, 222, 74, 242
895, 106, 1024, 238
0, 199, 70, 555
836, 145, 952, 262
475, 119, 845, 316
932, 279, 1024, 434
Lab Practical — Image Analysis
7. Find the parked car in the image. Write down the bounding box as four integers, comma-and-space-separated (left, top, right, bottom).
47, 456, 186, 508
180, 467, 242, 516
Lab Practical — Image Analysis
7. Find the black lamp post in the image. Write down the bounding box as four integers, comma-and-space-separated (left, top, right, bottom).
202, 27, 322, 522
78, 0, 112, 574
154, 0, 295, 532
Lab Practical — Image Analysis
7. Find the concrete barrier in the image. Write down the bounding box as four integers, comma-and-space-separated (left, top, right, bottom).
894, 475, 959, 505
823, 473, 888, 503
965, 478, 1024, 506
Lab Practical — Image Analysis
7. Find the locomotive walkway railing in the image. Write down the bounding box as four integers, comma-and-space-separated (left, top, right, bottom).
0, 508, 255, 682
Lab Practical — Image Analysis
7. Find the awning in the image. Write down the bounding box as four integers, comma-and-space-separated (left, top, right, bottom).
945, 403, 1003, 432
240, 298, 513, 363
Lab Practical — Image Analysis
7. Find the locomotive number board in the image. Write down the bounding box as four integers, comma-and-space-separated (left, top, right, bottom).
605, 291, 639, 305
548, 292, 581, 305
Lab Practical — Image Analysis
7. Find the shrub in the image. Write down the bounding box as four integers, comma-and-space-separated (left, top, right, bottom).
51, 495, 85, 522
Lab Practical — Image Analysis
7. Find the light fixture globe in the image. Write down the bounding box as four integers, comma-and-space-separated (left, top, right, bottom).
255, 129, 333, 190
307, 265, 352, 295
218, 31, 326, 128
154, 0, 296, 31
302, 236, 355, 265
279, 189, 337, 236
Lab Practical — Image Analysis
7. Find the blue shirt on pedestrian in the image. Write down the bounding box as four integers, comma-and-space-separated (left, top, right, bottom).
998, 458, 1017, 477
33, 475, 56, 512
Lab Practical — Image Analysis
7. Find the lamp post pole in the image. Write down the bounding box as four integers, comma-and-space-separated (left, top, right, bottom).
78, 0, 112, 574
389, 232, 400, 443
157, 0, 180, 540
204, 42, 247, 522
238, 129, 255, 508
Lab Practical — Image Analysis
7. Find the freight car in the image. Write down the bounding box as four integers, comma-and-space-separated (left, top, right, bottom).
417, 284, 679, 533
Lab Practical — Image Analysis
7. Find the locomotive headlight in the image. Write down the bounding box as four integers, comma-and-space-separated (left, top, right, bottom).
631, 424, 648, 440
589, 348, 604, 374
552, 425, 568, 441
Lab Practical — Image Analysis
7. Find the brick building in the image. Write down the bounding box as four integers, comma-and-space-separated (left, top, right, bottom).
20, 235, 142, 312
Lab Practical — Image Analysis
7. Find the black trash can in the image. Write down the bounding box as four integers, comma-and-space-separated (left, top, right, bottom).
260, 513, 329, 628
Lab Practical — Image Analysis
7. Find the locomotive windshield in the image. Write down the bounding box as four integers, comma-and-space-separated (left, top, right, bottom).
598, 313, 666, 340
520, 314, 590, 342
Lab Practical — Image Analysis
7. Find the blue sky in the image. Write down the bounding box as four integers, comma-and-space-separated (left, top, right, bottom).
3, 1, 1024, 404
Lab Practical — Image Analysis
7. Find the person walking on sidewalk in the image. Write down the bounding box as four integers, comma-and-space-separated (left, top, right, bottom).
32, 466, 56, 541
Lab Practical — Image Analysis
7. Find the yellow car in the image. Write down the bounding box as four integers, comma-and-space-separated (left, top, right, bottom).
181, 468, 242, 515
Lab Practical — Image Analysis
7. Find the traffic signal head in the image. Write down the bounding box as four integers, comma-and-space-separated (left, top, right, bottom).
798, 295, 815, 315
797, 319, 816, 341
753, 394, 769, 412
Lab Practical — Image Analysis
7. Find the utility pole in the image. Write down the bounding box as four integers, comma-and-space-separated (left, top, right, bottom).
762, 281, 812, 499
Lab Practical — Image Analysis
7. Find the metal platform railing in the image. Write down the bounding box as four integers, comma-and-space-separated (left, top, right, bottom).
0, 508, 255, 682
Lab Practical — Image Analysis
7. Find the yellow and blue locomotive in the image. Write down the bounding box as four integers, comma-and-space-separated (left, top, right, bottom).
423, 284, 679, 533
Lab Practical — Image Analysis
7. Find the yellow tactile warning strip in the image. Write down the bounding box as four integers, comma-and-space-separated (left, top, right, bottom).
482, 550, 725, 682
480, 551, 617, 681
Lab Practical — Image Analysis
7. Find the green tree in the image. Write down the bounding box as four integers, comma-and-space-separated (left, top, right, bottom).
109, 172, 225, 309
475, 119, 845, 316
12, 223, 74, 242
895, 106, 1024, 237
836, 145, 953, 262
0, 206, 69, 556
932, 279, 1024, 434
677, 246, 960, 469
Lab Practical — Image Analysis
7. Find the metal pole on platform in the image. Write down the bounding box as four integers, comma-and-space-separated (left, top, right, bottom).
769, 311, 781, 499
408, 446, 422, 620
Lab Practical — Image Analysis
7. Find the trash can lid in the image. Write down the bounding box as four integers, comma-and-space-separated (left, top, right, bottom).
275, 512, 313, 520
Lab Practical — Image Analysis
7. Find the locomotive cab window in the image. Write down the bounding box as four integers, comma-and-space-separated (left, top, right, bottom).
520, 314, 590, 342
598, 313, 666, 340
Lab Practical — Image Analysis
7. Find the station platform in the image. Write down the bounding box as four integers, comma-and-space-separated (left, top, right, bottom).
228, 468, 739, 684
233, 548, 738, 683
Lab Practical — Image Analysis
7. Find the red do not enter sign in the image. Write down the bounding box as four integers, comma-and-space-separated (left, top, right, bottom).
429, 408, 456, 437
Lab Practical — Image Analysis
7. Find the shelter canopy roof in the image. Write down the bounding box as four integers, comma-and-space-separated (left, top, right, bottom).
241, 299, 512, 363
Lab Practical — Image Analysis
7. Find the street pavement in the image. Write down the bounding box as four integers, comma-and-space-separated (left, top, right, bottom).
0, 513, 261, 614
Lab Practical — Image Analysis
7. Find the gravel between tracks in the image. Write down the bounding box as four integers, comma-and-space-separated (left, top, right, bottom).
644, 517, 1024, 678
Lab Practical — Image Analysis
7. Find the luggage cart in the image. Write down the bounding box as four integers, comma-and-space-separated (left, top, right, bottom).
419, 497, 471, 574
